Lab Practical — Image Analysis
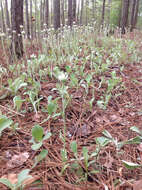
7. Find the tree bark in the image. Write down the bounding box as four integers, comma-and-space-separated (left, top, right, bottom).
61, 0, 65, 26
101, 0, 106, 28
77, 0, 80, 24
11, 0, 24, 60
68, 0, 73, 27
92, 0, 95, 19
45, 0, 49, 27
30, 0, 33, 39
72, 0, 76, 22
80, 0, 84, 25
40, 0, 43, 30
53, 0, 60, 30
5, 0, 10, 29
120, 0, 129, 34
25, 0, 30, 39
1, 1, 6, 33
133, 0, 139, 30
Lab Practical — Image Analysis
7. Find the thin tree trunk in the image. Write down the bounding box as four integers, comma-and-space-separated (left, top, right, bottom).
85, 0, 89, 25
45, 0, 49, 27
80, 0, 84, 25
11, 0, 24, 60
120, 0, 129, 34
25, 0, 30, 39
35, 0, 37, 38
77, 0, 80, 24
107, 0, 112, 25
61, 0, 65, 26
51, 0, 53, 26
72, 0, 76, 22
40, 0, 43, 30
92, 0, 95, 19
30, 0, 33, 39
1, 1, 6, 33
5, 0, 10, 29
68, 0, 73, 27
133, 0, 139, 29
54, 0, 60, 30
101, 0, 106, 28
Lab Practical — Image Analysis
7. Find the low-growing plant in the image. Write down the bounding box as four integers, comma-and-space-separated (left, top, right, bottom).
0, 115, 13, 136
0, 169, 32, 190
30, 124, 52, 150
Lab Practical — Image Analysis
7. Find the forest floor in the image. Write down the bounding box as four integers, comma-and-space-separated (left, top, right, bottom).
0, 30, 142, 190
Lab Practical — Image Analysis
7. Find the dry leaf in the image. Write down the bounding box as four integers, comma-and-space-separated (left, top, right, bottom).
1, 173, 18, 184
7, 152, 29, 168
1, 173, 39, 188
104, 152, 114, 169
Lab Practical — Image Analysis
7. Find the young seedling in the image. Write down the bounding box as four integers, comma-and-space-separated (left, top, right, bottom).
0, 115, 13, 136
30, 125, 52, 150
0, 169, 32, 190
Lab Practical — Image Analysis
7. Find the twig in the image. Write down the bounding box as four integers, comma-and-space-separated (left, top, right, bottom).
0, 105, 25, 117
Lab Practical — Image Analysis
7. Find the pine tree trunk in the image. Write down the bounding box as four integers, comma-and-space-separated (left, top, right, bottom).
1, 1, 6, 33
40, 0, 43, 30
101, 0, 106, 28
34, 0, 37, 38
68, 0, 73, 27
5, 0, 10, 29
61, 0, 65, 26
80, 0, 84, 25
25, 0, 30, 39
77, 0, 80, 24
120, 0, 129, 34
30, 0, 33, 39
92, 0, 95, 19
85, 0, 89, 25
133, 0, 139, 29
72, 0, 76, 22
53, 0, 60, 30
11, 0, 24, 60
107, 0, 112, 26
45, 0, 49, 27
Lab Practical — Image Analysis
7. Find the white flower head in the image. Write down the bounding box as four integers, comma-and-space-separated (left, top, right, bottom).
57, 72, 68, 81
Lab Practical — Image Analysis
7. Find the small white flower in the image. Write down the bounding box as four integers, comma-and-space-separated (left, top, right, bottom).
0, 33, 5, 37
57, 72, 68, 81
30, 54, 36, 59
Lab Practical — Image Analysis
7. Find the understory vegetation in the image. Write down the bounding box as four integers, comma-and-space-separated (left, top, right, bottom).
1, 25, 142, 189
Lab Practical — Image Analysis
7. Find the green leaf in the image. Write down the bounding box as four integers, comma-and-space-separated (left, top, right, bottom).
130, 126, 142, 136
125, 136, 142, 145
18, 169, 31, 184
90, 170, 100, 174
61, 164, 69, 175
13, 96, 24, 111
47, 102, 57, 115
122, 160, 142, 170
96, 137, 111, 147
0, 116, 13, 136
102, 130, 113, 139
70, 141, 77, 155
31, 142, 42, 150
43, 132, 52, 141
0, 178, 13, 189
32, 125, 44, 142
33, 149, 48, 168
61, 148, 67, 162
82, 147, 89, 160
